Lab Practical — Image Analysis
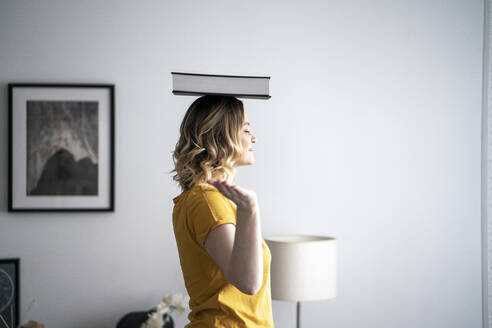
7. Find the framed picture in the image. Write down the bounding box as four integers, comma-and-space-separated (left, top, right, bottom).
8, 84, 115, 211
0, 258, 19, 328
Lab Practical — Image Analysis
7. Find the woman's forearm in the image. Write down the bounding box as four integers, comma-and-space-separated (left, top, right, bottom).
227, 206, 263, 295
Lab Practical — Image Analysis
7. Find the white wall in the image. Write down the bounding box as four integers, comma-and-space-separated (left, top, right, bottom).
0, 0, 483, 327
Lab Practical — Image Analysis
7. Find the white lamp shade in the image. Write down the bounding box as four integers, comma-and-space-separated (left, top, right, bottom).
265, 235, 337, 302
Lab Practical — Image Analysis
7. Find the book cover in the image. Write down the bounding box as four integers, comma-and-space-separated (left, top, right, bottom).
171, 72, 271, 99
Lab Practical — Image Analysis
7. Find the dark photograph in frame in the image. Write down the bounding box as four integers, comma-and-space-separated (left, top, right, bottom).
0, 258, 19, 328
8, 84, 115, 211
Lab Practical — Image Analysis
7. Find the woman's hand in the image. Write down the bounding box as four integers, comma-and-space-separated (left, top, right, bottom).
207, 179, 258, 214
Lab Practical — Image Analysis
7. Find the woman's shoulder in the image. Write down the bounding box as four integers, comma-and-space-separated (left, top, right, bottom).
173, 183, 215, 205
190, 183, 235, 208
194, 182, 217, 191
184, 183, 218, 200
188, 182, 218, 194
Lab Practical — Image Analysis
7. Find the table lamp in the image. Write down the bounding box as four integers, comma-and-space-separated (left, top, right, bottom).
265, 235, 337, 328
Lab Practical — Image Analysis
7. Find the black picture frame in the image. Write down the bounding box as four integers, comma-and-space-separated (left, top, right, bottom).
0, 258, 19, 328
8, 83, 115, 212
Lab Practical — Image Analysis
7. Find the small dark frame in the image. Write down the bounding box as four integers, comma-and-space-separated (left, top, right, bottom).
8, 84, 115, 212
0, 258, 19, 328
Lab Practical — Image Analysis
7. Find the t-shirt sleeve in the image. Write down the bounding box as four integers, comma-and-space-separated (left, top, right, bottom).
188, 189, 237, 248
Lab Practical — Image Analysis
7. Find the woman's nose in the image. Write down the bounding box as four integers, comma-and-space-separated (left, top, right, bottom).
252, 135, 256, 143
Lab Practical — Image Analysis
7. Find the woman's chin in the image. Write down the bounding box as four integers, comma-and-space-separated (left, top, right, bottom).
235, 157, 255, 167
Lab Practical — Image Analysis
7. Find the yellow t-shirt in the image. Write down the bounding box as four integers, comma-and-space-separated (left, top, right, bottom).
172, 183, 274, 328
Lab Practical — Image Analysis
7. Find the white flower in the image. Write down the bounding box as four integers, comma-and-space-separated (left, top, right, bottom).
156, 302, 170, 313
140, 292, 190, 328
140, 311, 164, 328
162, 293, 190, 314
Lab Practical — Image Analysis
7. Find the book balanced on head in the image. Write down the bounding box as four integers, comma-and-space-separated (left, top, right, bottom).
171, 72, 271, 99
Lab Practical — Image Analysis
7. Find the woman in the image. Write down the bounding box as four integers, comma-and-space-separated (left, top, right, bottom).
171, 95, 274, 327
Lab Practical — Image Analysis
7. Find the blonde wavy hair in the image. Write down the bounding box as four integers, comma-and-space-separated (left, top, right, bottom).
170, 95, 246, 192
